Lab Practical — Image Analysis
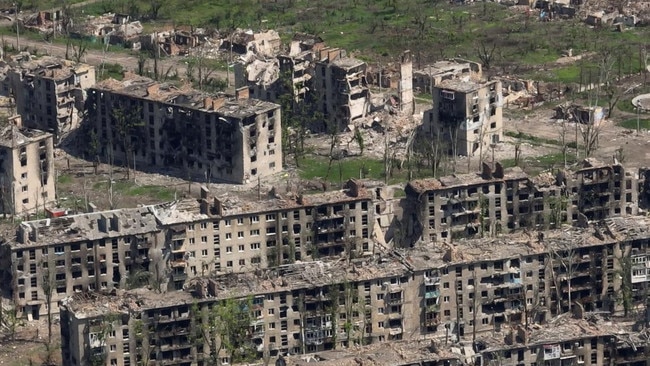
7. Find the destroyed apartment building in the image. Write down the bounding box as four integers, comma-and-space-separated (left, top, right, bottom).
236, 41, 377, 131
412, 58, 482, 94
422, 78, 503, 157
0, 206, 163, 319
284, 315, 648, 366
86, 75, 282, 184
0, 179, 379, 317
0, 54, 96, 142
403, 159, 644, 244
0, 115, 55, 216
57, 214, 650, 365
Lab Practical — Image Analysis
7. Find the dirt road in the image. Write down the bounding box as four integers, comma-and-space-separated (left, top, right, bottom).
506, 106, 650, 169
0, 32, 233, 86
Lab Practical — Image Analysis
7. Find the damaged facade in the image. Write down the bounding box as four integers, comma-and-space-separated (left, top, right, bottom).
0, 54, 96, 142
235, 37, 375, 132
87, 75, 282, 184
0, 206, 163, 320
155, 179, 376, 289
0, 115, 55, 216
413, 59, 482, 94
313, 51, 371, 131
423, 79, 503, 157
0, 179, 378, 317
58, 215, 650, 366
404, 159, 643, 244
283, 315, 648, 366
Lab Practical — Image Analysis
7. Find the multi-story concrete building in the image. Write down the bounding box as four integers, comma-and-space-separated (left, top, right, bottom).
58, 215, 650, 366
422, 78, 503, 157
153, 179, 375, 290
0, 115, 55, 216
285, 315, 647, 366
413, 59, 482, 94
0, 206, 162, 319
313, 48, 370, 131
0, 54, 96, 141
87, 75, 282, 184
0, 179, 378, 316
404, 159, 644, 244
59, 255, 418, 366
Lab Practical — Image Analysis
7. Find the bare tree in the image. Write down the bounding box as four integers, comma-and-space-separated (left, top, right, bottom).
558, 120, 570, 168
475, 37, 498, 70
148, 0, 164, 20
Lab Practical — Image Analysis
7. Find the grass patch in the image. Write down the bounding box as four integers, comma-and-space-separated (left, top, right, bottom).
70, 0, 650, 77
619, 118, 650, 130
506, 131, 578, 149
501, 151, 577, 174
298, 156, 385, 182
98, 63, 125, 80
93, 180, 176, 201
618, 99, 644, 114
297, 155, 436, 184
57, 173, 73, 185
392, 188, 406, 198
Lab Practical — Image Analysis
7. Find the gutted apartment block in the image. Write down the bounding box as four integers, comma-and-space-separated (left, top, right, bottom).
0, 115, 55, 216
422, 79, 503, 157
413, 59, 482, 94
285, 316, 644, 366
153, 179, 375, 290
87, 75, 282, 184
0, 180, 378, 316
0, 54, 96, 141
59, 255, 421, 366
0, 207, 162, 319
313, 49, 370, 131
58, 216, 650, 366
404, 159, 644, 244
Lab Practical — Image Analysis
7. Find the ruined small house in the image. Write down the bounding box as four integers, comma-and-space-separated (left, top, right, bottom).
0, 54, 96, 142
87, 75, 282, 184
422, 78, 503, 157
554, 103, 606, 125
223, 29, 282, 58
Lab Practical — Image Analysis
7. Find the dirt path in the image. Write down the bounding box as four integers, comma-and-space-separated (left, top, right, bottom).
0, 33, 233, 87
505, 105, 650, 169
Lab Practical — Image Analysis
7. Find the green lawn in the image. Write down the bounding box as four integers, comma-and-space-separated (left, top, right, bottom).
69, 0, 650, 73
93, 180, 176, 201
619, 118, 650, 130
297, 155, 436, 184
501, 151, 577, 174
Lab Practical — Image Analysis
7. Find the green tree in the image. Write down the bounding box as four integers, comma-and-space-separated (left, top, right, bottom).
112, 105, 144, 180
195, 298, 256, 365
615, 251, 634, 317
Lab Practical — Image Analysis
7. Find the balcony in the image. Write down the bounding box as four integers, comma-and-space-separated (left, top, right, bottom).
386, 296, 403, 305
389, 327, 403, 335
170, 260, 186, 268
424, 276, 440, 286
160, 343, 192, 352
425, 290, 440, 299
425, 317, 440, 327
172, 272, 188, 281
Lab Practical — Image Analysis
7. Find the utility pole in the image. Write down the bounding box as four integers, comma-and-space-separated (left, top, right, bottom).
635, 100, 641, 136
14, 3, 20, 51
